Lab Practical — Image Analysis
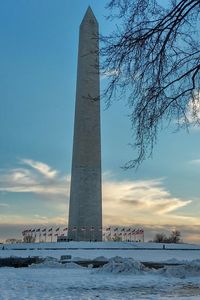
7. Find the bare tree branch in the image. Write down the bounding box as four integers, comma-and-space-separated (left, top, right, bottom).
101, 0, 200, 168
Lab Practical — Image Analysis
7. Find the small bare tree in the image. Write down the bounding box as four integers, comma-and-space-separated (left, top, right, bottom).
23, 235, 35, 243
153, 232, 168, 243
153, 230, 181, 243
102, 0, 200, 167
168, 230, 181, 243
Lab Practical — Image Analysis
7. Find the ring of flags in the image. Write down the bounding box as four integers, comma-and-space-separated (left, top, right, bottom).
22, 226, 144, 242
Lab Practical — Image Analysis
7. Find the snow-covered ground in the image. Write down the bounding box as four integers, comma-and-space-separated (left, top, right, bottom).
2, 241, 200, 250
0, 242, 200, 299
1, 241, 200, 262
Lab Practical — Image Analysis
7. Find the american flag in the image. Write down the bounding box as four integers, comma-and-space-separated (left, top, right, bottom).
42, 228, 46, 232
55, 227, 60, 232
48, 228, 53, 232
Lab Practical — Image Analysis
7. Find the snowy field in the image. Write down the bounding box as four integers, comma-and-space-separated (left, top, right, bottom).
1, 241, 200, 262
0, 242, 200, 299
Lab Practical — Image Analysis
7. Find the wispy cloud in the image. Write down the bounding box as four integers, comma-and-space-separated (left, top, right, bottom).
0, 160, 196, 228
187, 94, 200, 123
21, 159, 58, 179
100, 69, 119, 79
0, 159, 69, 197
180, 94, 200, 130
189, 159, 200, 165
0, 203, 9, 208
0, 213, 66, 226
102, 177, 195, 226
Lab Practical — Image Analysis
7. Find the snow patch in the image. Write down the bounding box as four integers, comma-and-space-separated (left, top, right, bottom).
72, 256, 88, 261
96, 256, 146, 274
29, 256, 83, 269
157, 264, 200, 278
96, 256, 200, 279
63, 262, 84, 269
93, 256, 108, 261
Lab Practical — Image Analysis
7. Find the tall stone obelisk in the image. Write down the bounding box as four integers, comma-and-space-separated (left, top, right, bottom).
68, 7, 102, 241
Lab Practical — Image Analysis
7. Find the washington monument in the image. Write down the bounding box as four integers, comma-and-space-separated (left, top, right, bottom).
68, 7, 102, 241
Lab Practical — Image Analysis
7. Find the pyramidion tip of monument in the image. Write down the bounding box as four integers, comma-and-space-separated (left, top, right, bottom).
81, 6, 98, 25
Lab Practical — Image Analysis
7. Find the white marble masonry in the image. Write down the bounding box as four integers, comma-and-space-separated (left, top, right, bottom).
68, 7, 102, 241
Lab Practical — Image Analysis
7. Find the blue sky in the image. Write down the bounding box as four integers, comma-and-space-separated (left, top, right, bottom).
0, 0, 200, 243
